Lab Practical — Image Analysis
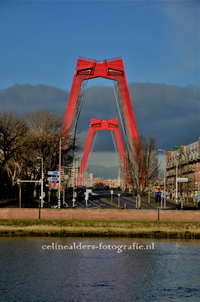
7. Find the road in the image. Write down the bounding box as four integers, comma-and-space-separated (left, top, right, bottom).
64, 187, 113, 209
94, 188, 153, 209
64, 187, 153, 210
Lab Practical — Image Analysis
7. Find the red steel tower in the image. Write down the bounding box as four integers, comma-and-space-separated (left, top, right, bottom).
62, 56, 138, 150
77, 118, 127, 186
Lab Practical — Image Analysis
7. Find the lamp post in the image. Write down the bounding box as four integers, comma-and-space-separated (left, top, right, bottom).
58, 138, 61, 209
176, 154, 179, 207
58, 136, 66, 208
158, 149, 166, 208
4, 183, 6, 199
72, 156, 80, 208
198, 171, 200, 202
37, 157, 43, 208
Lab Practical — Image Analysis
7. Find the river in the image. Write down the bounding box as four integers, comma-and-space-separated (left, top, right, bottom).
0, 237, 200, 301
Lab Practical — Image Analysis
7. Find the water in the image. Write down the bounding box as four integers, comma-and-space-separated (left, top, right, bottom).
0, 237, 200, 301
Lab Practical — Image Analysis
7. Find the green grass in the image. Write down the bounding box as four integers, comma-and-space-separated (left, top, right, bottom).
140, 193, 198, 210
98, 196, 124, 209
0, 229, 200, 239
1, 219, 200, 228
0, 219, 200, 238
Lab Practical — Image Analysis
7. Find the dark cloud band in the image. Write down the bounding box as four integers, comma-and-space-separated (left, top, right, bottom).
0, 82, 199, 154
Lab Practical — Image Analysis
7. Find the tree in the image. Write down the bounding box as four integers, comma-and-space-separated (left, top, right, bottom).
25, 109, 80, 178
0, 111, 28, 175
25, 109, 63, 174
0, 109, 81, 189
125, 134, 159, 209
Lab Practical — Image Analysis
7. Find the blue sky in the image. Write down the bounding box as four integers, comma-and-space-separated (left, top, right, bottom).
0, 0, 199, 179
1, 0, 199, 90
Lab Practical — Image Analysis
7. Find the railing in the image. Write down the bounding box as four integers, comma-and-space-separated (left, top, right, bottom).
78, 56, 122, 63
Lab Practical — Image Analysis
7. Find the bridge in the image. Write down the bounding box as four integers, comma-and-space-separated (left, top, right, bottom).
61, 57, 139, 186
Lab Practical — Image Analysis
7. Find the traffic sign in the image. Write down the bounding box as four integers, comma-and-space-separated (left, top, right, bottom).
177, 178, 188, 182
195, 196, 198, 200
48, 171, 59, 175
48, 177, 59, 181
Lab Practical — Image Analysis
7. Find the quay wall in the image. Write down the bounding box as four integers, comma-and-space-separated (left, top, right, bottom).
0, 208, 200, 221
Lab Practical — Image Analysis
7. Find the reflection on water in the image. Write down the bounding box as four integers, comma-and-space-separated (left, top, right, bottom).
0, 237, 200, 301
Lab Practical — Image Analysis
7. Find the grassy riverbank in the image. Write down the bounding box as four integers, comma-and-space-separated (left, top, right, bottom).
0, 219, 200, 239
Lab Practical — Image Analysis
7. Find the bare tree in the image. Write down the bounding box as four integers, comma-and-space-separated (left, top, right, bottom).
26, 109, 63, 173
0, 111, 28, 174
125, 134, 159, 209
0, 109, 81, 187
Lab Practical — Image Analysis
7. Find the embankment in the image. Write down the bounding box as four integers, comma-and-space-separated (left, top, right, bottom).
0, 211, 200, 238
0, 208, 200, 221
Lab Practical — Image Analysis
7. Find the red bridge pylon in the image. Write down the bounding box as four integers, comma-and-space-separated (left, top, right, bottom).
77, 118, 129, 186
62, 56, 138, 152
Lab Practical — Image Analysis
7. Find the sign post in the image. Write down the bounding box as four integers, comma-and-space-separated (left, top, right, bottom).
111, 190, 113, 203
84, 192, 88, 208
48, 172, 59, 198
176, 178, 188, 209
17, 179, 42, 215
156, 192, 161, 220
48, 190, 51, 203
118, 193, 121, 207
19, 184, 21, 208
195, 196, 199, 209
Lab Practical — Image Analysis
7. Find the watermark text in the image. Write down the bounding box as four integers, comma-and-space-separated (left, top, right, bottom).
42, 242, 155, 253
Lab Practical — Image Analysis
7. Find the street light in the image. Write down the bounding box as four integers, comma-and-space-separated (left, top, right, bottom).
158, 149, 166, 208
198, 171, 200, 202
58, 137, 66, 209
176, 154, 179, 208
58, 138, 61, 209
37, 157, 43, 208
72, 156, 80, 208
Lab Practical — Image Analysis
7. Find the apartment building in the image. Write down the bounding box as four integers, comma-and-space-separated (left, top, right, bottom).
166, 138, 200, 199
68, 167, 94, 187
94, 178, 120, 188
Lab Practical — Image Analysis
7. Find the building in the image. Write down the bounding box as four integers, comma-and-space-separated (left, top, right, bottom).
68, 167, 94, 187
68, 167, 79, 187
104, 179, 119, 188
70, 167, 79, 179
166, 138, 200, 199
93, 178, 104, 187
94, 178, 120, 188
81, 173, 94, 187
